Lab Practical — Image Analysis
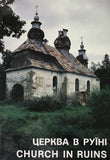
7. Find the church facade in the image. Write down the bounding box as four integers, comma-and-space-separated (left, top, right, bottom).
5, 11, 100, 103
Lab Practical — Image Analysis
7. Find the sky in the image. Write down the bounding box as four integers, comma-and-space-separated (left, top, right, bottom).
0, 0, 110, 66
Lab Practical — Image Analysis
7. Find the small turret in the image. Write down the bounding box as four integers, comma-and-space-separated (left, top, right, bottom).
76, 37, 88, 68
27, 6, 44, 41
54, 29, 71, 57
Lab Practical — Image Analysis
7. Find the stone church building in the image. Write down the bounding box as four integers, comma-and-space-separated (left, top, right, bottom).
5, 11, 100, 102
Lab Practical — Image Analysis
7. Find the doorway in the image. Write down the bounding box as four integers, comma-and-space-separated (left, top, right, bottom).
11, 84, 24, 101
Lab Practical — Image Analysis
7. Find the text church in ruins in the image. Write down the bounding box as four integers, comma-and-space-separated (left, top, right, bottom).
5, 10, 100, 103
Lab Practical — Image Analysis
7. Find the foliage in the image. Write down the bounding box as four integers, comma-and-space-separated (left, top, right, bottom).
0, 104, 92, 159
87, 86, 110, 129
102, 54, 110, 70
0, 0, 26, 52
0, 50, 12, 101
91, 54, 110, 89
90, 61, 101, 73
0, 0, 26, 100
0, 40, 4, 52
0, 64, 5, 100
2, 49, 12, 69
0, 95, 110, 159
23, 96, 64, 112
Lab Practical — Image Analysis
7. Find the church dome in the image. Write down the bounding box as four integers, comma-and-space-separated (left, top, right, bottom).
77, 37, 88, 68
28, 28, 44, 41
54, 29, 71, 49
27, 9, 44, 41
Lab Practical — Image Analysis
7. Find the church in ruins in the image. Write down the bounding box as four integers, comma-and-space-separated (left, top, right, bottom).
5, 11, 100, 103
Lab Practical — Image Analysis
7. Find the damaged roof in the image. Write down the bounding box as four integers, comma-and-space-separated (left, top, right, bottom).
7, 39, 95, 77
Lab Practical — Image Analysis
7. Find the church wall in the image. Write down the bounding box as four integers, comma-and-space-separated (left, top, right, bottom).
6, 68, 100, 102
30, 69, 69, 100
30, 68, 61, 98
66, 72, 100, 95
30, 69, 100, 102
6, 68, 65, 100
64, 72, 100, 103
6, 68, 34, 99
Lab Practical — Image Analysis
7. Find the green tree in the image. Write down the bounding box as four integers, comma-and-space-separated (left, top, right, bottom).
88, 86, 110, 129
91, 54, 110, 89
0, 0, 26, 100
0, 64, 5, 100
90, 61, 101, 73
0, 0, 26, 52
102, 54, 110, 70
2, 50, 12, 69
0, 40, 4, 52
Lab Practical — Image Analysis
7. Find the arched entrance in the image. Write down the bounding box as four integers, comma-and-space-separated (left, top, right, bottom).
11, 84, 24, 102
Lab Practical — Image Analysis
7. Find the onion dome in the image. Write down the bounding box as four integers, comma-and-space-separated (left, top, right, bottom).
27, 7, 44, 41
54, 29, 71, 50
28, 28, 44, 41
78, 37, 88, 60
77, 37, 88, 68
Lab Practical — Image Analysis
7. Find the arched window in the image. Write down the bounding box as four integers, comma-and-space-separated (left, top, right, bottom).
87, 80, 90, 92
75, 78, 79, 91
53, 76, 57, 90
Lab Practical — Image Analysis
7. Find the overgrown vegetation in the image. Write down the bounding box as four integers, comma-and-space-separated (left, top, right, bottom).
91, 54, 110, 89
87, 86, 110, 129
0, 0, 26, 53
0, 64, 5, 100
0, 0, 26, 101
0, 87, 110, 159
23, 96, 64, 112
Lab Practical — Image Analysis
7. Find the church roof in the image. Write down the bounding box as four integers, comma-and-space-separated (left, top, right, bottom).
11, 39, 95, 77
5, 10, 96, 78
28, 58, 62, 72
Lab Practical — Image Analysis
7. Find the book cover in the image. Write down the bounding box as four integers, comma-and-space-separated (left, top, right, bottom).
0, 0, 110, 159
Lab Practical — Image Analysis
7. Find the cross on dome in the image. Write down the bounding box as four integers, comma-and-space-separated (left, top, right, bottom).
34, 5, 39, 21
80, 36, 84, 49
28, 6, 44, 40
35, 5, 38, 15
81, 36, 83, 44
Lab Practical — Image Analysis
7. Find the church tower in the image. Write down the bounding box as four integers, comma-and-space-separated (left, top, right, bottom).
76, 37, 88, 68
28, 7, 44, 42
54, 29, 71, 57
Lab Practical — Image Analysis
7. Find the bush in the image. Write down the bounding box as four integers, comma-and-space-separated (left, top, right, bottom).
0, 66, 5, 100
87, 86, 110, 128
23, 96, 64, 112
0, 100, 110, 159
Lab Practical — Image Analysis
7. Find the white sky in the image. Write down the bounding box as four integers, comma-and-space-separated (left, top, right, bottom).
1, 0, 110, 66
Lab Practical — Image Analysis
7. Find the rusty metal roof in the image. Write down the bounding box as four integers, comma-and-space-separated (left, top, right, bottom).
13, 39, 95, 77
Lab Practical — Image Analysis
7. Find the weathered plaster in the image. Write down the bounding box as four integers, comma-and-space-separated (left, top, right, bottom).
6, 67, 100, 102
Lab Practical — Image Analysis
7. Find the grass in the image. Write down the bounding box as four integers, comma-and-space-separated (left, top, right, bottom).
0, 90, 110, 159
